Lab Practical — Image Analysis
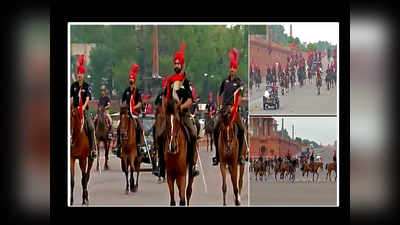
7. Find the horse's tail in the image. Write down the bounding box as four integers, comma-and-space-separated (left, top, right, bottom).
325, 163, 328, 170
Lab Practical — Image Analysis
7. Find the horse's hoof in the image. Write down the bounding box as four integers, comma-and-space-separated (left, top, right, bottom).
126, 190, 129, 195
170, 201, 176, 206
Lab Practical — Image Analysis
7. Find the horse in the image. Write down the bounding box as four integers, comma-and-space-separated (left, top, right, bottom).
325, 162, 337, 182
253, 160, 265, 182
161, 97, 196, 206
301, 161, 312, 182
204, 111, 215, 152
70, 106, 95, 205
310, 162, 324, 182
94, 105, 112, 171
217, 106, 246, 206
153, 103, 166, 183
273, 159, 286, 182
287, 159, 298, 183
119, 105, 142, 194
316, 74, 322, 95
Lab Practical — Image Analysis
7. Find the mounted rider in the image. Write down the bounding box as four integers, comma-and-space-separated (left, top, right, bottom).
115, 64, 145, 157
70, 54, 96, 159
163, 41, 199, 178
310, 149, 315, 170
93, 85, 113, 138
212, 48, 246, 166
189, 81, 201, 139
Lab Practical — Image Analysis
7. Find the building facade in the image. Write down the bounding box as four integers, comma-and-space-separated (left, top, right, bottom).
249, 116, 301, 160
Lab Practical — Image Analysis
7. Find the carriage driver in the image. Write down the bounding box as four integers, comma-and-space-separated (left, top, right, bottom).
212, 48, 246, 166
93, 85, 113, 135
115, 64, 145, 157
70, 55, 96, 159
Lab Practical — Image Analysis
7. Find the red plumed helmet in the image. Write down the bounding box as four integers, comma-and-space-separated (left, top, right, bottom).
129, 64, 140, 80
229, 48, 239, 69
173, 41, 186, 66
76, 54, 86, 74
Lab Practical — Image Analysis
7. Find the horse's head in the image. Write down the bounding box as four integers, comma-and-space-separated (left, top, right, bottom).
219, 107, 237, 155
119, 105, 130, 143
70, 106, 81, 143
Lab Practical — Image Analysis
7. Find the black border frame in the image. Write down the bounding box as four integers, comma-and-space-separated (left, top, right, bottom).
51, 3, 349, 224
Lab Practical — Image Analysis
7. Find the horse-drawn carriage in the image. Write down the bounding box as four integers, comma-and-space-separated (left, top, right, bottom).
263, 84, 280, 110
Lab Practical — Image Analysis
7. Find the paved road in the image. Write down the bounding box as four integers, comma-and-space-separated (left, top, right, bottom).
249, 146, 337, 206
70, 144, 249, 206
249, 78, 337, 115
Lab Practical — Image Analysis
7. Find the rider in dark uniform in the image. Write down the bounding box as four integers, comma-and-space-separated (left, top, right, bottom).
310, 150, 315, 170
70, 55, 96, 159
94, 85, 113, 134
163, 42, 199, 178
115, 64, 144, 157
189, 82, 201, 138
212, 48, 246, 166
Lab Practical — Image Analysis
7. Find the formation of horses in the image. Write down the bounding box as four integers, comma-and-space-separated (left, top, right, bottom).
249, 58, 336, 98
250, 157, 336, 184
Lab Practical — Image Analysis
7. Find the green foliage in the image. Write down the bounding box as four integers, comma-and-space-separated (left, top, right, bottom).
71, 25, 248, 102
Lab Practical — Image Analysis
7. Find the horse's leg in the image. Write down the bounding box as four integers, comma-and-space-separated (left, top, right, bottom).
78, 158, 87, 205
177, 173, 186, 206
70, 157, 75, 205
96, 140, 100, 171
104, 139, 109, 170
186, 175, 194, 206
130, 158, 135, 193
84, 156, 94, 204
238, 164, 245, 195
220, 162, 227, 206
122, 158, 129, 194
134, 156, 140, 192
167, 172, 176, 206
230, 163, 240, 206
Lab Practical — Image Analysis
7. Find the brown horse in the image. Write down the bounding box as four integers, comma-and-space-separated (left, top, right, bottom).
310, 162, 324, 182
95, 105, 112, 171
70, 106, 95, 205
153, 104, 166, 183
253, 160, 265, 182
119, 106, 142, 194
273, 159, 282, 182
287, 159, 298, 183
301, 161, 312, 182
162, 98, 196, 206
325, 162, 337, 182
218, 107, 245, 206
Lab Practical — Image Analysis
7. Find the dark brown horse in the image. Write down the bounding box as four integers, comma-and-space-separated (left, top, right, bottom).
325, 162, 337, 182
253, 160, 265, 182
119, 106, 142, 194
218, 107, 245, 206
301, 161, 312, 182
70, 106, 95, 205
162, 98, 196, 206
95, 105, 111, 171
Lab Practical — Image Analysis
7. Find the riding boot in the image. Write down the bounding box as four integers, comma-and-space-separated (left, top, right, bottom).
114, 126, 121, 158
188, 143, 200, 178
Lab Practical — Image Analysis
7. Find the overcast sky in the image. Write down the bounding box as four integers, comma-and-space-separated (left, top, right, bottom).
267, 22, 339, 46
274, 117, 338, 146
